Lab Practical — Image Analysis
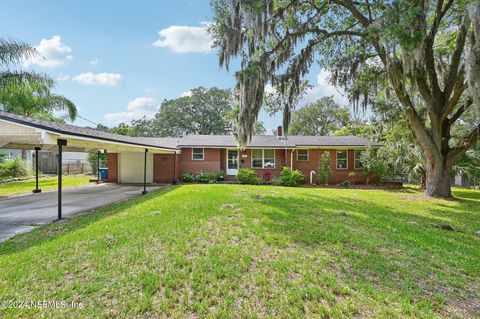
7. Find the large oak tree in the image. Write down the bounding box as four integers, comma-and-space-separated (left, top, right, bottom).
211, 0, 480, 198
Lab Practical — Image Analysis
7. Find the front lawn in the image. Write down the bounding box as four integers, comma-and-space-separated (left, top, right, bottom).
0, 185, 478, 318
0, 175, 92, 198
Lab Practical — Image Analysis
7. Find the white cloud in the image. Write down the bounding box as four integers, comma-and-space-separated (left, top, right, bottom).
24, 36, 73, 68
180, 90, 193, 97
89, 58, 99, 66
153, 24, 212, 53
56, 73, 70, 82
127, 97, 158, 112
104, 97, 159, 125
302, 69, 349, 106
72, 72, 123, 86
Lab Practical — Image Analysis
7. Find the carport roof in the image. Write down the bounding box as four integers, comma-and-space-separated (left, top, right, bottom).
0, 111, 178, 150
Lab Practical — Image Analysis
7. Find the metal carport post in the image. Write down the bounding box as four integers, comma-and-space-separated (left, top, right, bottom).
142, 148, 148, 195
32, 147, 41, 193
57, 139, 67, 220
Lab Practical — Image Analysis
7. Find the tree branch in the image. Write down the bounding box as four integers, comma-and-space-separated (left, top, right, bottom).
444, 13, 470, 99
334, 0, 370, 26
449, 98, 473, 124
449, 122, 480, 163
430, 0, 455, 37
442, 69, 467, 119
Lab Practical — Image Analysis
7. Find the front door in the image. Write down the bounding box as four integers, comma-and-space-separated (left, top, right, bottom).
226, 149, 239, 175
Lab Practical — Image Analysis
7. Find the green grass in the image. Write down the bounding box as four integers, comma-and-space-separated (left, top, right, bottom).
0, 185, 479, 318
0, 175, 92, 198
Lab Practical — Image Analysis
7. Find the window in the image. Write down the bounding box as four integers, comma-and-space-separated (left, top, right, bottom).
252, 149, 275, 168
192, 148, 204, 160
354, 150, 364, 170
264, 149, 275, 168
336, 150, 348, 169
297, 149, 309, 161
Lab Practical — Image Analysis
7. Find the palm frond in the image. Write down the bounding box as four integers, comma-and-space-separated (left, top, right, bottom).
0, 38, 38, 67
44, 94, 77, 121
0, 71, 54, 91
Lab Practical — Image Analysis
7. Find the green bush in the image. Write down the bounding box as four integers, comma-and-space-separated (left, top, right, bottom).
236, 168, 261, 185
88, 151, 108, 174
195, 170, 219, 184
181, 172, 194, 183
216, 171, 225, 181
271, 177, 283, 186
316, 151, 332, 185
279, 167, 304, 187
0, 157, 31, 179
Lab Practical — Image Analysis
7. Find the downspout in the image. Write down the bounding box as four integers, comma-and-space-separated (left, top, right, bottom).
290, 149, 294, 169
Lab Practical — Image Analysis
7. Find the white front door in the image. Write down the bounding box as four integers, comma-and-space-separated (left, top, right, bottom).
226, 149, 239, 175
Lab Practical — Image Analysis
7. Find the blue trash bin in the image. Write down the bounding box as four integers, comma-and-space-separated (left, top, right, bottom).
99, 168, 108, 180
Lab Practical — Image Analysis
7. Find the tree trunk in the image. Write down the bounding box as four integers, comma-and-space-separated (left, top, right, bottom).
419, 169, 426, 190
425, 158, 452, 198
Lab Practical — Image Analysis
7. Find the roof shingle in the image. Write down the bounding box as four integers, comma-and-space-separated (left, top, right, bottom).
0, 111, 381, 149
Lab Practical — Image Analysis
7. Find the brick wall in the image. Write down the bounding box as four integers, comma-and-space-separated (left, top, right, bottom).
153, 154, 175, 183
151, 147, 375, 185
289, 149, 370, 184
105, 153, 118, 183
238, 148, 285, 178
179, 148, 222, 174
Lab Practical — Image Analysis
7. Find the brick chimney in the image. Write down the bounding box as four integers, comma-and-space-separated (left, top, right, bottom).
277, 125, 283, 137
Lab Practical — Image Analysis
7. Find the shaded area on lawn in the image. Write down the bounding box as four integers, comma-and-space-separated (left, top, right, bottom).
0, 186, 177, 256
0, 175, 92, 198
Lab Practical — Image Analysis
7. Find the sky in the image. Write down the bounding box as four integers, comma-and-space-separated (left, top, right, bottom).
0, 0, 348, 132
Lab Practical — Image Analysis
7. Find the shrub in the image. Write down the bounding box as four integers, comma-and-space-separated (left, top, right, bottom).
195, 170, 219, 184
262, 170, 272, 183
181, 172, 194, 183
237, 168, 261, 185
360, 146, 388, 184
0, 157, 31, 179
348, 171, 356, 185
316, 151, 331, 185
279, 167, 304, 187
88, 151, 108, 174
271, 177, 283, 186
216, 171, 225, 181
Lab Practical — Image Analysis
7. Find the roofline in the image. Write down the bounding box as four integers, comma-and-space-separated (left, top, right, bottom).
294, 144, 383, 147
178, 144, 382, 148
0, 114, 178, 151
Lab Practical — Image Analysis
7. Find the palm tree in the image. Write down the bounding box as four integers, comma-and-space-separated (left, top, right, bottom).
0, 82, 77, 121
0, 38, 77, 121
0, 38, 53, 90
0, 38, 77, 158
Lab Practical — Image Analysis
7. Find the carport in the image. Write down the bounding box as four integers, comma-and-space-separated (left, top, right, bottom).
0, 111, 178, 220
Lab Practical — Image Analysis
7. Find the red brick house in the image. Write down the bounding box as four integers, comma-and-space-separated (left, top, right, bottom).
0, 112, 380, 185
106, 127, 381, 185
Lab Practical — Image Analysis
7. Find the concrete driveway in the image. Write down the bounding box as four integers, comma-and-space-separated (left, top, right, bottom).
0, 183, 163, 241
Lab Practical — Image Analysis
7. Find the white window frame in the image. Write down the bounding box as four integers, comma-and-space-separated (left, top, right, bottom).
354, 149, 364, 170
192, 148, 204, 161
336, 150, 348, 170
297, 149, 309, 161
251, 149, 276, 169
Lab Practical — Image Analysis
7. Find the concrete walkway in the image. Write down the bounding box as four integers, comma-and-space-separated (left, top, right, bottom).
0, 183, 162, 241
